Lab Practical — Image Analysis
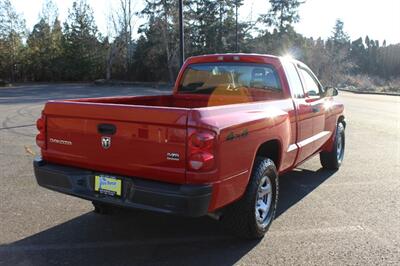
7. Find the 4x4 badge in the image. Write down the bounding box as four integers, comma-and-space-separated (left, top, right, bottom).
101, 136, 111, 149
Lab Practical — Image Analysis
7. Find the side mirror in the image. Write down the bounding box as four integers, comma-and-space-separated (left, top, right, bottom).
324, 87, 338, 97
306, 90, 319, 97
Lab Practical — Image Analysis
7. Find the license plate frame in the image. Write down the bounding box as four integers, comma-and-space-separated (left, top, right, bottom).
94, 175, 122, 197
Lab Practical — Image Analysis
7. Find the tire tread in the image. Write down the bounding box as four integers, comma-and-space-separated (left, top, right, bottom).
221, 157, 278, 239
320, 122, 345, 170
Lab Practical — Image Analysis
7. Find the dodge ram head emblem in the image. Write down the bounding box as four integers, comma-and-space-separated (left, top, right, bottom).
101, 136, 111, 149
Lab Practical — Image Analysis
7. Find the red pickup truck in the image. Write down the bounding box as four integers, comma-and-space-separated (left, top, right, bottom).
34, 54, 345, 239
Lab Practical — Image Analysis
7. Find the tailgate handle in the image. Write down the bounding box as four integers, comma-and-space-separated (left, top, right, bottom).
98, 124, 116, 135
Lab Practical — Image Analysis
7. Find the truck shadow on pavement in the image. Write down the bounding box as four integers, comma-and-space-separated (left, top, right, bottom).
0, 168, 336, 266
276, 168, 337, 218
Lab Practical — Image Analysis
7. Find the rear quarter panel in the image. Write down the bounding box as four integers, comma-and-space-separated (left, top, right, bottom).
187, 99, 297, 210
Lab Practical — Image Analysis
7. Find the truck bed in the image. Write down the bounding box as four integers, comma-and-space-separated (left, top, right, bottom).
42, 93, 290, 186
69, 94, 220, 108
70, 93, 282, 109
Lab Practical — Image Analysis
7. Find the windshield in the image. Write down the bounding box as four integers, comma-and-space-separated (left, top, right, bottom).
178, 63, 283, 98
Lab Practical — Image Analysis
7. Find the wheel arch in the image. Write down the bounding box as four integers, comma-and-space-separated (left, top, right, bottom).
338, 115, 346, 128
254, 139, 282, 171
322, 114, 346, 153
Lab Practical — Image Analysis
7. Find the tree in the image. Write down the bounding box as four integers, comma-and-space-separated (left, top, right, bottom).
0, 0, 398, 86
0, 0, 26, 81
262, 0, 304, 33
365, 36, 379, 75
140, 0, 180, 82
331, 19, 349, 45
106, 0, 137, 80
23, 0, 64, 81
215, 0, 237, 50
27, 18, 52, 81
377, 44, 400, 78
325, 19, 352, 84
350, 37, 366, 73
186, 0, 249, 54
49, 18, 64, 80
26, 0, 65, 81
62, 0, 104, 80
186, 0, 220, 54
40, 0, 59, 26
255, 0, 305, 59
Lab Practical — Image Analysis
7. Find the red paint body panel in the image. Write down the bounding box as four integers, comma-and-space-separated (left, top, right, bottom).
38, 54, 344, 212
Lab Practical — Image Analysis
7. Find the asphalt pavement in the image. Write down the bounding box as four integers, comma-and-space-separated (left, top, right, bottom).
0, 84, 399, 265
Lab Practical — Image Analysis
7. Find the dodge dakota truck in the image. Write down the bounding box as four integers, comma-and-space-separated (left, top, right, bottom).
33, 54, 345, 239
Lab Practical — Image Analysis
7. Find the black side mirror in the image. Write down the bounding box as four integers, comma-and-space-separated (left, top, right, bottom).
324, 87, 339, 97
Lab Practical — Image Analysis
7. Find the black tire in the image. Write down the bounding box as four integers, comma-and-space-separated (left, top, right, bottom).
221, 157, 279, 239
320, 122, 345, 170
92, 201, 113, 215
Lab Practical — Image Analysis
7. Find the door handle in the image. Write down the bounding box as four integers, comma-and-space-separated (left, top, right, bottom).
98, 124, 117, 135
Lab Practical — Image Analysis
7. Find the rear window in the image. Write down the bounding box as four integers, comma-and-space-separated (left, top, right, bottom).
178, 63, 282, 99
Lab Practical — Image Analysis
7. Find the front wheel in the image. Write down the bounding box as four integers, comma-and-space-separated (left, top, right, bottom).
320, 122, 345, 169
221, 157, 279, 239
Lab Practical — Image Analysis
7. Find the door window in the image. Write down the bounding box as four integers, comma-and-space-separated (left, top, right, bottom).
285, 63, 305, 98
298, 68, 321, 97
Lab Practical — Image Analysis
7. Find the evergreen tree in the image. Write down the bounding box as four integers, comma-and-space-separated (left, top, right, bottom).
187, 0, 248, 54
186, 0, 220, 54
365, 37, 379, 75
377, 44, 400, 78
40, 0, 59, 26
0, 0, 26, 81
50, 18, 64, 80
0, 0, 398, 86
350, 37, 366, 73
331, 19, 349, 46
63, 0, 103, 80
262, 0, 304, 33
140, 0, 180, 82
27, 1, 64, 81
27, 19, 52, 81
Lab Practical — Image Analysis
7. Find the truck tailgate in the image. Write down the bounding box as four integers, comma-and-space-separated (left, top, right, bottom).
42, 101, 188, 184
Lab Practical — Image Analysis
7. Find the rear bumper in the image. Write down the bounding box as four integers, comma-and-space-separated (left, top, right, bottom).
33, 157, 212, 217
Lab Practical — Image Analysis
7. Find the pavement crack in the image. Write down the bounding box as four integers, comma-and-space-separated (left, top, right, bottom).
0, 124, 35, 130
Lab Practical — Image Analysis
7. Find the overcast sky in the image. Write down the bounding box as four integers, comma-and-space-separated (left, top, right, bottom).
11, 0, 400, 45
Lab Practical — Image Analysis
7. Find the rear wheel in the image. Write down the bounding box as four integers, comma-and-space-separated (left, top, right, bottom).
221, 157, 278, 239
320, 122, 345, 169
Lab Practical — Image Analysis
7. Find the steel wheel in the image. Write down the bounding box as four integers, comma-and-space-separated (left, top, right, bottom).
255, 175, 273, 228
336, 124, 345, 163
221, 157, 278, 239
320, 122, 345, 170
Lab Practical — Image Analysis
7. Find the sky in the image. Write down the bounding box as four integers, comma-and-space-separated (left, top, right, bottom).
11, 0, 400, 45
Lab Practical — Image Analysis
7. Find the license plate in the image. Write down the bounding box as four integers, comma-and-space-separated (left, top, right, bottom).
94, 175, 122, 197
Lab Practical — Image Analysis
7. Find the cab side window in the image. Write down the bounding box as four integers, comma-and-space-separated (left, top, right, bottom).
285, 63, 304, 98
298, 68, 321, 97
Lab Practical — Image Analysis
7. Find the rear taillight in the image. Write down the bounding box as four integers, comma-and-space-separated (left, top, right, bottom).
36, 112, 47, 150
188, 129, 216, 171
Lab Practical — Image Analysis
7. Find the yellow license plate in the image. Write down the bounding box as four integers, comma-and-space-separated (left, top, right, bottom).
94, 175, 122, 196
